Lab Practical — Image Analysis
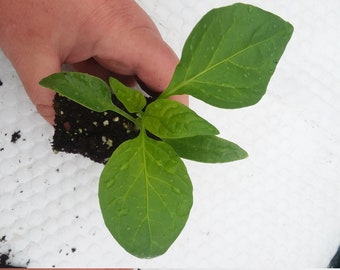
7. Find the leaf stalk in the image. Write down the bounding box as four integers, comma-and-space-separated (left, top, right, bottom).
109, 103, 138, 127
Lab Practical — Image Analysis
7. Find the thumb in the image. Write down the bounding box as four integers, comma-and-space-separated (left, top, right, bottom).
96, 27, 188, 105
131, 30, 189, 105
132, 29, 178, 92
10, 50, 61, 125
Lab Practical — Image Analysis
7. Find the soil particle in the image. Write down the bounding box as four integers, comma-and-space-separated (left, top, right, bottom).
0, 79, 3, 86
11, 131, 21, 143
0, 249, 23, 268
0, 236, 11, 268
0, 253, 10, 267
58, 246, 76, 257
0, 236, 28, 268
329, 245, 340, 268
52, 93, 150, 163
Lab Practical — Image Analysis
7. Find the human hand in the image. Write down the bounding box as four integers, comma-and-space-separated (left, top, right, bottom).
0, 0, 187, 125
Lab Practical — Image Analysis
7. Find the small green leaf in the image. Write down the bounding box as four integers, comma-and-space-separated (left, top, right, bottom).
99, 132, 193, 258
143, 99, 219, 139
109, 77, 146, 113
165, 135, 248, 163
39, 72, 115, 112
161, 3, 294, 108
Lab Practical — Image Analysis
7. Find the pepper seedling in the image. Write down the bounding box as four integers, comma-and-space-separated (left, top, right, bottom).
40, 3, 293, 258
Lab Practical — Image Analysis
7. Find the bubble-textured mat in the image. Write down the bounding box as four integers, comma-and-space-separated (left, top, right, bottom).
1, 0, 340, 268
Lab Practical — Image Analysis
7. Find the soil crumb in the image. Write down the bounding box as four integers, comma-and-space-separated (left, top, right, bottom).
0, 236, 26, 268
329, 245, 340, 268
11, 131, 21, 143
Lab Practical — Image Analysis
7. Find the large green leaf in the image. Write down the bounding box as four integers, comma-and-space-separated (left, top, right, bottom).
161, 3, 294, 108
99, 132, 193, 258
165, 135, 248, 163
143, 99, 219, 139
39, 72, 115, 112
109, 77, 146, 113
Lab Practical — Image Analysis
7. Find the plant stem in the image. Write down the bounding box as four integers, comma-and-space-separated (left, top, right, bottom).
109, 103, 138, 126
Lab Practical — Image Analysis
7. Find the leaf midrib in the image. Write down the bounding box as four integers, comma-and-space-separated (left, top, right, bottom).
141, 132, 153, 253
166, 28, 287, 96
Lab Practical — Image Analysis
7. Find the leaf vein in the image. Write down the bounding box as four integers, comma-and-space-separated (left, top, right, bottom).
173, 28, 288, 94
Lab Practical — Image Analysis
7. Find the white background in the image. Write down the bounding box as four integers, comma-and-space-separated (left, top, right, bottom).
1, 0, 340, 268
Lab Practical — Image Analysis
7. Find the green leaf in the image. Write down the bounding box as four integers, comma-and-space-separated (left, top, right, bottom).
143, 99, 219, 139
39, 72, 115, 112
109, 77, 146, 113
161, 3, 294, 108
99, 132, 193, 258
165, 135, 248, 163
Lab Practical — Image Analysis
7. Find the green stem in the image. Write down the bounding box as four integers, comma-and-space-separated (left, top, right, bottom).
109, 104, 138, 126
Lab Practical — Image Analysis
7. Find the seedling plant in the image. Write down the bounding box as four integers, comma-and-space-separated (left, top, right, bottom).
40, 3, 293, 259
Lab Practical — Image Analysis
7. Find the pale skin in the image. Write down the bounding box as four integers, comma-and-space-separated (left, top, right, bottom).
0, 0, 188, 125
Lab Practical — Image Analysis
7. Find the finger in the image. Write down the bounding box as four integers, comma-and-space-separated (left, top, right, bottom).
134, 31, 179, 92
71, 58, 136, 86
90, 1, 177, 89
95, 30, 189, 106
129, 32, 189, 106
170, 95, 189, 106
10, 49, 61, 125
136, 77, 189, 106
95, 29, 178, 90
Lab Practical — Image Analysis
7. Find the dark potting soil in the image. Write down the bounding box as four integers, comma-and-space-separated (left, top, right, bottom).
53, 93, 144, 164
0, 252, 11, 268
329, 245, 340, 268
0, 251, 27, 268
10, 131, 21, 143
0, 236, 27, 268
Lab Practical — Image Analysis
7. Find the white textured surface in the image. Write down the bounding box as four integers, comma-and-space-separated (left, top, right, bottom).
1, 0, 340, 268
